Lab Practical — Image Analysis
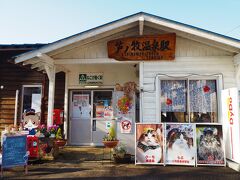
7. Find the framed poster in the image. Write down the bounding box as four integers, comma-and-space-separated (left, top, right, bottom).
196, 124, 226, 166
135, 123, 164, 165
165, 123, 195, 166
96, 105, 104, 118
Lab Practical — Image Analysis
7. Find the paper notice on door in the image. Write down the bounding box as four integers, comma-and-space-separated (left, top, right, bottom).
72, 94, 90, 119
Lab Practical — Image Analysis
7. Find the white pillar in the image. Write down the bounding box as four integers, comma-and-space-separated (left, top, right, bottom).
63, 71, 69, 139
45, 65, 56, 127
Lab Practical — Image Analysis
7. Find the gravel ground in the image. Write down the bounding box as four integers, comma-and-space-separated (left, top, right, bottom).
2, 147, 240, 180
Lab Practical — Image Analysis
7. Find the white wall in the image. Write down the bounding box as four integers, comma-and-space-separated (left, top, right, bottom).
65, 63, 139, 88
140, 56, 236, 122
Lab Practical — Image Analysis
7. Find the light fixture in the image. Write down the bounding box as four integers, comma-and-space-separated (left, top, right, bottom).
0, 85, 4, 90
84, 85, 99, 88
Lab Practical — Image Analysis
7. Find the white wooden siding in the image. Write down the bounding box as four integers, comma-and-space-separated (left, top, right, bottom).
141, 56, 236, 122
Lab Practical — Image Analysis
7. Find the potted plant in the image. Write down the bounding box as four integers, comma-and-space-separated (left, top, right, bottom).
113, 144, 132, 163
102, 126, 119, 148
48, 125, 58, 138
54, 128, 67, 147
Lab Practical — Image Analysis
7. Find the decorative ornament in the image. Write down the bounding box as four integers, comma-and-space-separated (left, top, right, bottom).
166, 98, 172, 105
117, 95, 132, 114
203, 85, 210, 93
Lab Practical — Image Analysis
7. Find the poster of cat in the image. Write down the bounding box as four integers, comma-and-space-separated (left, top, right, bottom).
165, 123, 195, 166
135, 123, 164, 164
196, 124, 226, 166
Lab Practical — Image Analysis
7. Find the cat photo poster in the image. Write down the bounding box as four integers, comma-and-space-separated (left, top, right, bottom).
135, 123, 164, 164
165, 123, 195, 166
196, 124, 226, 166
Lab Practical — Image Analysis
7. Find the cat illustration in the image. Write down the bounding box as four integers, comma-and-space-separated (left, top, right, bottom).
167, 128, 194, 162
136, 127, 162, 163
198, 127, 224, 161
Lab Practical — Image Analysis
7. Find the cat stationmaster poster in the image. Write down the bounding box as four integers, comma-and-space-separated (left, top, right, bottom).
196, 124, 226, 166
165, 123, 195, 166
135, 123, 164, 164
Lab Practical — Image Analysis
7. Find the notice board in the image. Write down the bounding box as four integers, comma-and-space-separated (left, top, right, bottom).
2, 135, 28, 168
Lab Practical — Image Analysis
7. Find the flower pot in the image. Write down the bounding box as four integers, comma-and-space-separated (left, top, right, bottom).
54, 139, 67, 147
102, 140, 119, 148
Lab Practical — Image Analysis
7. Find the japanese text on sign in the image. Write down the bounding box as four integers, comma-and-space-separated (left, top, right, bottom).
107, 33, 176, 61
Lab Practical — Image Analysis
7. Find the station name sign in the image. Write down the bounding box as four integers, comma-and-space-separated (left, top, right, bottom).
107, 33, 176, 61
79, 73, 103, 85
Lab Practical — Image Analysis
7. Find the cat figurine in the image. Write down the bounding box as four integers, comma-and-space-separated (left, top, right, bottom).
23, 109, 40, 135
136, 127, 162, 163
167, 128, 194, 163
198, 127, 224, 161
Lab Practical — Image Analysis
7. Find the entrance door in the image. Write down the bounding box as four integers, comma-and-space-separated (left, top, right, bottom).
70, 91, 92, 145
92, 90, 113, 145
69, 90, 113, 146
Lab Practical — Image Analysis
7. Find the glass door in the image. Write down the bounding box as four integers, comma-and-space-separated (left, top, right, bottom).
92, 90, 113, 145
69, 90, 92, 145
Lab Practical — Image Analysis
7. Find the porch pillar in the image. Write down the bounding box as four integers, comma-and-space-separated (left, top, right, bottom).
63, 71, 69, 139
45, 64, 56, 127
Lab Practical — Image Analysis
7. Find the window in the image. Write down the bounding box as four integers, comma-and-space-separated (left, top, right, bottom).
159, 77, 218, 123
161, 80, 187, 123
22, 85, 42, 115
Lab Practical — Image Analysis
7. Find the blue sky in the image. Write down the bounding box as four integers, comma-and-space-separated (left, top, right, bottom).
0, 0, 240, 44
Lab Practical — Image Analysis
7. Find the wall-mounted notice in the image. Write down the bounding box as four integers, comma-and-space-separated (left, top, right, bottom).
165, 123, 195, 166
72, 94, 90, 119
136, 123, 164, 164
120, 117, 132, 134
196, 124, 225, 166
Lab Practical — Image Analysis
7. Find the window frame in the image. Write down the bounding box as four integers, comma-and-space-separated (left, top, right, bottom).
156, 74, 223, 123
21, 84, 43, 121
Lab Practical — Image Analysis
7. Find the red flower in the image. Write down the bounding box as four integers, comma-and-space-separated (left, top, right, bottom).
166, 98, 172, 105
203, 85, 210, 93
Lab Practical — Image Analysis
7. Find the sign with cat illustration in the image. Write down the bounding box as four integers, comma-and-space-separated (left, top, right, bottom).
136, 123, 164, 164
196, 124, 226, 166
165, 123, 195, 166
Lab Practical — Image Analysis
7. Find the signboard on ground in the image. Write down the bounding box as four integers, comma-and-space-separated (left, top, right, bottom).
221, 88, 240, 164
196, 124, 226, 166
135, 123, 164, 165
2, 135, 28, 168
165, 123, 195, 166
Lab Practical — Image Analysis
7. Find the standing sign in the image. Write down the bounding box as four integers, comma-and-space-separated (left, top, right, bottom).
221, 88, 240, 163
136, 123, 164, 164
165, 123, 195, 166
2, 135, 28, 176
72, 94, 90, 119
108, 33, 176, 61
196, 124, 225, 166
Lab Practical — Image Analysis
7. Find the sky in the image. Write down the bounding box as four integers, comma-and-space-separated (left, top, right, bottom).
0, 0, 240, 44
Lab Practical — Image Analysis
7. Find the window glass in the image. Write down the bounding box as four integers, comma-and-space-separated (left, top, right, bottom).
22, 86, 42, 113
160, 80, 187, 122
189, 80, 217, 123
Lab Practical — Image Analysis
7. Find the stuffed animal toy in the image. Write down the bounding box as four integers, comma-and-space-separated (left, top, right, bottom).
23, 109, 40, 135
